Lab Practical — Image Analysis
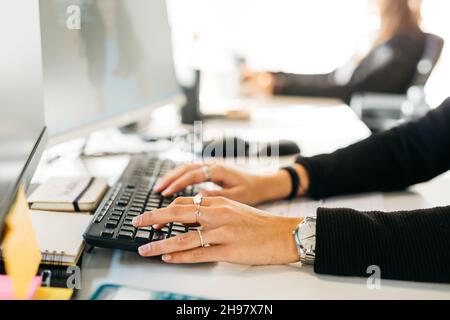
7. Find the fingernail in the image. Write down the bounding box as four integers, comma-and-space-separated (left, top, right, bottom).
162, 254, 172, 262
132, 216, 142, 227
153, 224, 160, 229
138, 243, 153, 255
162, 190, 170, 196
154, 182, 162, 191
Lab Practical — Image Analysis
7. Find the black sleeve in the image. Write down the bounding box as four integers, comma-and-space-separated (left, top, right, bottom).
296, 98, 450, 199
273, 33, 424, 104
272, 71, 352, 103
315, 206, 450, 283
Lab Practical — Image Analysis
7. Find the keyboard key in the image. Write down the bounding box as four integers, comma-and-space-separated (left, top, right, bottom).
152, 232, 165, 241
146, 202, 160, 209
118, 231, 134, 240
172, 225, 186, 232
135, 231, 151, 242
138, 226, 153, 232
136, 192, 148, 198
161, 226, 170, 233
127, 212, 140, 218
109, 216, 120, 222
123, 222, 134, 228
101, 229, 115, 238
111, 211, 123, 217
173, 223, 184, 228
121, 226, 136, 234
105, 220, 118, 228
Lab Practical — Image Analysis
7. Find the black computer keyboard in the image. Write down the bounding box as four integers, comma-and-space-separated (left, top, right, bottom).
83, 155, 197, 251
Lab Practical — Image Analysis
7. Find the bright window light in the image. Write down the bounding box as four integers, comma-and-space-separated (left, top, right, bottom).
168, 0, 450, 107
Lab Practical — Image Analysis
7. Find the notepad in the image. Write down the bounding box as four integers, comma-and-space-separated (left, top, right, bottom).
30, 211, 93, 266
28, 177, 109, 212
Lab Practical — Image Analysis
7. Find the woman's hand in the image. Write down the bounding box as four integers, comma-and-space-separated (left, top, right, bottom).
155, 163, 292, 206
241, 67, 276, 97
155, 163, 310, 206
132, 196, 303, 265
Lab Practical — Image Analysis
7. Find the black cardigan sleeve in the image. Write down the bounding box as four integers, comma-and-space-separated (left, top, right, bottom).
273, 32, 425, 104
296, 98, 450, 199
295, 98, 450, 283
314, 207, 450, 283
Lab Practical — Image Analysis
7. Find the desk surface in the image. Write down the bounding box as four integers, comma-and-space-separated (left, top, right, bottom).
34, 97, 450, 300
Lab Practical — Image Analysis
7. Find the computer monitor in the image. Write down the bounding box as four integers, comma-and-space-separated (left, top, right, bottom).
39, 0, 183, 145
0, 0, 48, 237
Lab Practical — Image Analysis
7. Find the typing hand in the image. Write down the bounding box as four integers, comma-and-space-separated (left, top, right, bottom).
132, 196, 303, 265
154, 163, 292, 206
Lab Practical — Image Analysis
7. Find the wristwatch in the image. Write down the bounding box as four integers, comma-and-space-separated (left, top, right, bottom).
293, 216, 317, 265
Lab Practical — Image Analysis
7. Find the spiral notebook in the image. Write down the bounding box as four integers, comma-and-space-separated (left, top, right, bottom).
30, 210, 93, 266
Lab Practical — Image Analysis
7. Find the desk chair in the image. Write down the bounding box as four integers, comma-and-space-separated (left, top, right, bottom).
351, 33, 445, 132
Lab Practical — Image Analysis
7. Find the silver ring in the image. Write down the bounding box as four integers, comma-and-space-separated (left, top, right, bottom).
195, 207, 201, 225
193, 193, 203, 206
201, 166, 212, 181
197, 228, 209, 248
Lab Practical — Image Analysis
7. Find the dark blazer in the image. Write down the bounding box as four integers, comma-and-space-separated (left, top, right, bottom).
297, 97, 450, 283
273, 31, 426, 104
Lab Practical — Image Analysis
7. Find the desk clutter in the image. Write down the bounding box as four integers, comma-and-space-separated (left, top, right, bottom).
0, 208, 91, 299
0, 178, 104, 300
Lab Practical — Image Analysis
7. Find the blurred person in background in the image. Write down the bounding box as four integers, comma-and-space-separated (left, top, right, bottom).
244, 0, 425, 104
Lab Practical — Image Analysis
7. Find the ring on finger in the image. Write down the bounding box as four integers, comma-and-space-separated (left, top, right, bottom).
193, 193, 203, 207
197, 228, 210, 248
195, 207, 202, 225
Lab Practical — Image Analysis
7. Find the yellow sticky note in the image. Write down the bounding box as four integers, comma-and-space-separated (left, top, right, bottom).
2, 185, 42, 299
34, 287, 73, 300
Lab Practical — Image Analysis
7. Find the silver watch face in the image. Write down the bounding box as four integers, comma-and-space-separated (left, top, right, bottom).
297, 218, 316, 252
300, 237, 316, 253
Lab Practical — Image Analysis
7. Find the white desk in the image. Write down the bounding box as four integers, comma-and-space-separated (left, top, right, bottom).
34, 97, 450, 300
